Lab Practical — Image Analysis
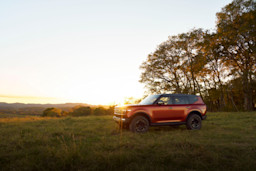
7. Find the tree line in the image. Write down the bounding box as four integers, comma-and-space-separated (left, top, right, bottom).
140, 0, 256, 111
42, 105, 114, 117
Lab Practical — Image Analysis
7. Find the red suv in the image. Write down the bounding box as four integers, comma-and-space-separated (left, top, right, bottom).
113, 94, 207, 133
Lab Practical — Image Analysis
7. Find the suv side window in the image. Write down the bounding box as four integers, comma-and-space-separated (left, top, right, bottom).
188, 95, 198, 104
156, 95, 172, 105
172, 96, 189, 104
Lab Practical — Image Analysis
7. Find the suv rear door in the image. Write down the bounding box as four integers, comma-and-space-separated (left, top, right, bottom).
170, 96, 190, 121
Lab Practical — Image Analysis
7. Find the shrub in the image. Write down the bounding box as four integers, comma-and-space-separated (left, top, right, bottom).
93, 107, 106, 116
42, 108, 62, 117
106, 106, 114, 115
70, 106, 91, 116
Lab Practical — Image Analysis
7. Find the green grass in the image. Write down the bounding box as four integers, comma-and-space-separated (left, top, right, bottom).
0, 112, 256, 171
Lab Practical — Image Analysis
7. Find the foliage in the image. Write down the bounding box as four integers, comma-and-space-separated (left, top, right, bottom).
140, 0, 256, 111
70, 106, 91, 116
0, 112, 256, 170
215, 0, 256, 110
105, 105, 115, 115
123, 97, 143, 104
42, 108, 63, 117
93, 107, 107, 116
41, 105, 114, 117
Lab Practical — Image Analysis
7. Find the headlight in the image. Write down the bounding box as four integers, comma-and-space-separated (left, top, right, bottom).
122, 109, 127, 114
121, 109, 131, 114
114, 108, 131, 115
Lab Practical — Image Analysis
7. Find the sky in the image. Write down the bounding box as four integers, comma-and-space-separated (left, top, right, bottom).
0, 0, 233, 105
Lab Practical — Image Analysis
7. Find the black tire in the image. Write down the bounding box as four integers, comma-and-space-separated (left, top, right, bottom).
129, 116, 149, 133
186, 114, 202, 130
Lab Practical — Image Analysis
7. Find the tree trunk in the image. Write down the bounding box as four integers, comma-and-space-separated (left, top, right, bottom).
243, 71, 253, 111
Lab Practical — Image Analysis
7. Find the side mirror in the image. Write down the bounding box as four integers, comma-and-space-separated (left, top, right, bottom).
157, 101, 164, 105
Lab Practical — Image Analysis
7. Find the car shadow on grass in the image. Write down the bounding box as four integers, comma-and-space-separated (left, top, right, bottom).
149, 125, 186, 132
113, 125, 187, 134
111, 125, 187, 135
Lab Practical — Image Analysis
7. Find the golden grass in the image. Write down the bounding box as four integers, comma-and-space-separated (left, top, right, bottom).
0, 116, 59, 123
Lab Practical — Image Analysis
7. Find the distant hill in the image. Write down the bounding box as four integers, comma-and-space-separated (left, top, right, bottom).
0, 102, 92, 115
0, 102, 90, 109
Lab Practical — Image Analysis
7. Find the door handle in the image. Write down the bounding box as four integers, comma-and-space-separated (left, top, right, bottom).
186, 106, 191, 109
169, 107, 172, 109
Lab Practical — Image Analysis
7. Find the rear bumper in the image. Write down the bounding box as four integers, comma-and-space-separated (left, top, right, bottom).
113, 116, 130, 124
202, 115, 207, 120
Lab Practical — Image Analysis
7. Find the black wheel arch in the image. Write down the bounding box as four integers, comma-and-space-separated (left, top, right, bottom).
186, 111, 202, 121
130, 112, 151, 124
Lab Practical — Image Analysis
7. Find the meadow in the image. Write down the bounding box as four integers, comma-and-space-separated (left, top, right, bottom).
0, 112, 255, 171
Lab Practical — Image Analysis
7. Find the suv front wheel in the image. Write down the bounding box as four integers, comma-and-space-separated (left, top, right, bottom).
186, 114, 202, 130
129, 116, 149, 133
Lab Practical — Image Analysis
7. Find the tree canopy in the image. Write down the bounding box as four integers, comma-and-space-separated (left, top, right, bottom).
140, 0, 256, 111
42, 108, 63, 117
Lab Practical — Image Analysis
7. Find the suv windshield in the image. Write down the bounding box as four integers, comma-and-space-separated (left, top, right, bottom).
139, 95, 160, 105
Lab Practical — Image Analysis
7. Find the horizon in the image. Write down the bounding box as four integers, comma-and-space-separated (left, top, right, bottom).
0, 94, 112, 105
0, 0, 232, 105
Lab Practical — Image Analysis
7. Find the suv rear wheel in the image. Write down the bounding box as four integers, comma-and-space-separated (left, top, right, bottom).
186, 114, 202, 130
129, 116, 149, 133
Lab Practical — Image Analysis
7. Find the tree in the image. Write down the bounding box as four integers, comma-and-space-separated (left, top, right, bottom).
70, 106, 91, 116
140, 0, 256, 111
140, 29, 206, 95
42, 108, 62, 117
215, 0, 256, 110
105, 105, 115, 115
93, 107, 107, 116
199, 31, 230, 110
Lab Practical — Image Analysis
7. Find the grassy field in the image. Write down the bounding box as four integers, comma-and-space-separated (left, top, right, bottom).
0, 113, 41, 118
0, 112, 256, 171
